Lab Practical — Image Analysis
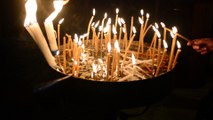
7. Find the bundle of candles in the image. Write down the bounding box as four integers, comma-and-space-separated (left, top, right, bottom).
24, 0, 190, 82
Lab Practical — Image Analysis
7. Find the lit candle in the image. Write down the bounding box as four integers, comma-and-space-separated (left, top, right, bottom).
86, 8, 96, 46
44, 21, 58, 53
115, 8, 119, 30
73, 34, 78, 61
24, 0, 57, 69
43, 0, 68, 53
106, 18, 112, 44
143, 13, 150, 32
115, 40, 120, 76
155, 40, 168, 76
172, 40, 181, 68
120, 18, 128, 48
160, 22, 166, 41
123, 26, 136, 66
72, 60, 78, 76
156, 30, 161, 66
118, 18, 122, 45
91, 63, 97, 79
106, 42, 111, 80
167, 26, 178, 71
57, 18, 64, 51
137, 17, 144, 57
112, 24, 117, 44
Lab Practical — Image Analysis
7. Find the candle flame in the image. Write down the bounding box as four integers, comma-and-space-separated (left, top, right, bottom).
24, 0, 38, 26
138, 17, 144, 25
132, 26, 136, 34
152, 26, 157, 32
118, 18, 122, 27
114, 40, 120, 53
104, 13, 107, 18
93, 8, 96, 16
106, 18, 111, 25
74, 34, 78, 43
146, 13, 150, 19
74, 60, 78, 65
78, 39, 82, 46
160, 22, 165, 28
177, 40, 181, 48
170, 31, 175, 38
116, 8, 119, 14
92, 63, 97, 73
156, 30, 161, 38
45, 0, 69, 23
107, 42, 111, 53
58, 18, 64, 24
172, 26, 178, 34
163, 40, 168, 49
112, 25, 117, 34
120, 18, 125, 24
94, 20, 100, 28
91, 22, 95, 27
140, 9, 144, 16
155, 23, 159, 29
99, 26, 103, 32
98, 59, 104, 64
83, 33, 88, 37
104, 25, 109, 34
132, 53, 136, 65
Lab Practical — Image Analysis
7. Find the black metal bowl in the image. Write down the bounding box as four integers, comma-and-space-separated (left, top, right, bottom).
34, 64, 178, 110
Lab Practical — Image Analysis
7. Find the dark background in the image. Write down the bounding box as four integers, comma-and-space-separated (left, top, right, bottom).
1, 0, 213, 120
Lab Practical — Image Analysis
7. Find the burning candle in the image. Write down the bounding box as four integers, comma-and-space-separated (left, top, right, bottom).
155, 40, 168, 76
106, 42, 111, 80
115, 40, 121, 76
138, 16, 144, 54
156, 30, 161, 66
24, 0, 57, 69
172, 40, 181, 68
167, 26, 178, 71
115, 8, 119, 30
112, 24, 117, 44
120, 18, 128, 48
123, 26, 136, 66
91, 63, 97, 79
86, 8, 96, 46
43, 0, 68, 53
160, 22, 166, 41
118, 18, 122, 44
57, 18, 64, 51
143, 13, 150, 32
44, 21, 58, 53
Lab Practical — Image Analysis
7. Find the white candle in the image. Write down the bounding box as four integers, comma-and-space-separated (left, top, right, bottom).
44, 21, 58, 52
24, 0, 57, 69
172, 40, 181, 68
